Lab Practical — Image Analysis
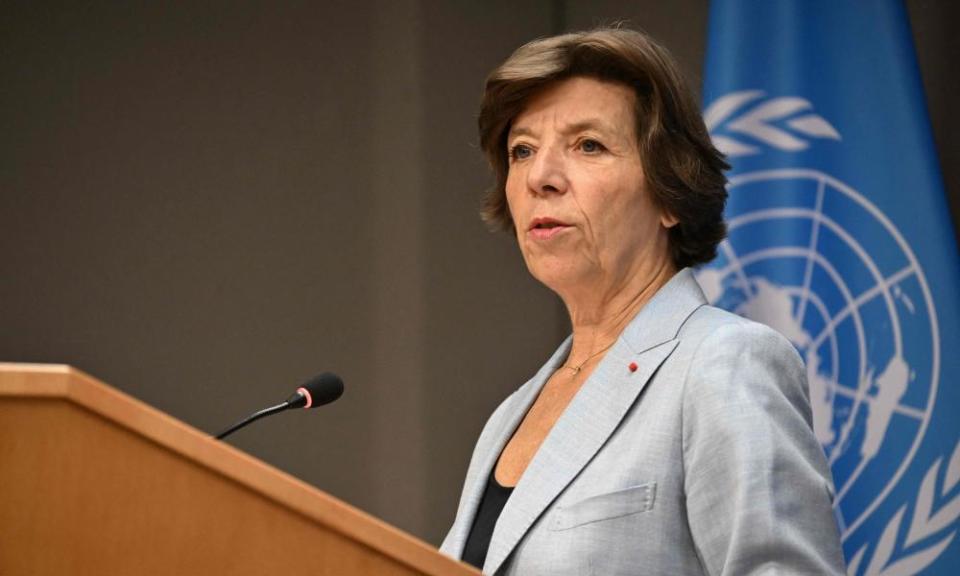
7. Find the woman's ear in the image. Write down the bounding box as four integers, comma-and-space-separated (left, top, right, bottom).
660, 212, 679, 229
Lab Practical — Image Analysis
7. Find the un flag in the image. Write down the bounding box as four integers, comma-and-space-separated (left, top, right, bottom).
701, 1, 960, 573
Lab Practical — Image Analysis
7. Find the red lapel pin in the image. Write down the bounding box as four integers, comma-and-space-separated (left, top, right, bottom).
628, 362, 638, 373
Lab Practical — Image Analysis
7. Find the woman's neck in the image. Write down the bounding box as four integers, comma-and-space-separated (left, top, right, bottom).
561, 259, 677, 364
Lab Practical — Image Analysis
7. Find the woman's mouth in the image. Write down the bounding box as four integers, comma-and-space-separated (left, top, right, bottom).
528, 218, 572, 240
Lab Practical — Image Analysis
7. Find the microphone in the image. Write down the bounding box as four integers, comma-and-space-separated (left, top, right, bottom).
215, 372, 344, 440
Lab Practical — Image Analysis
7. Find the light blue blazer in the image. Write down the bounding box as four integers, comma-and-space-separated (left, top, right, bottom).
441, 269, 846, 575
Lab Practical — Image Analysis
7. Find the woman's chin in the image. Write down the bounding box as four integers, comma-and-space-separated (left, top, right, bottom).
526, 260, 593, 294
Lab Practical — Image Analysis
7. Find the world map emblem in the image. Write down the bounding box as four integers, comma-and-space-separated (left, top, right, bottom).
700, 92, 959, 574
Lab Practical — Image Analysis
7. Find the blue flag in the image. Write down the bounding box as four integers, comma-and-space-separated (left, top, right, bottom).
701, 1, 960, 573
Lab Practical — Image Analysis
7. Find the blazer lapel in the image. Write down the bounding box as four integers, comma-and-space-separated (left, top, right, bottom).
483, 269, 707, 575
444, 337, 573, 559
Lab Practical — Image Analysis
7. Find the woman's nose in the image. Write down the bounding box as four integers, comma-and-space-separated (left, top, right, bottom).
526, 145, 568, 196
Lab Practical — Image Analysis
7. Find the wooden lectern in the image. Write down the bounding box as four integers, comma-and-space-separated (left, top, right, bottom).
0, 363, 479, 576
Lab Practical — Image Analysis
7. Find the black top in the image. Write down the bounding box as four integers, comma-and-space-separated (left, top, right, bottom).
461, 473, 515, 569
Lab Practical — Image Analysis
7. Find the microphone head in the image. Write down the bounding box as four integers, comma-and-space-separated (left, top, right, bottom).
288, 372, 344, 409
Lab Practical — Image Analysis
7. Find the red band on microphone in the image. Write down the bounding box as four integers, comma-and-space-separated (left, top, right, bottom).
297, 386, 313, 409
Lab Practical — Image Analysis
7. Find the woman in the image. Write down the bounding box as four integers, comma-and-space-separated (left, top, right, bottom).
440, 28, 846, 575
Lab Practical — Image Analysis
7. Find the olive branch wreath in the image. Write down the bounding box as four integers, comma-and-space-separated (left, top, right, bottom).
844, 441, 960, 575
704, 91, 841, 158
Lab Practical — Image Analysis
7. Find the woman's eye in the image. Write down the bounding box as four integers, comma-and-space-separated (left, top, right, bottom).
580, 139, 605, 153
509, 144, 532, 161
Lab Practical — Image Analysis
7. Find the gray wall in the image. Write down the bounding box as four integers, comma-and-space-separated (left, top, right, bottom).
1, 1, 955, 544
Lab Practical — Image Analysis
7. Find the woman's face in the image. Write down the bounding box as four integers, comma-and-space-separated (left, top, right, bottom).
505, 76, 676, 297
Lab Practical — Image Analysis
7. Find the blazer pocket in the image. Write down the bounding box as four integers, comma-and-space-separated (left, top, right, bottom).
549, 482, 657, 531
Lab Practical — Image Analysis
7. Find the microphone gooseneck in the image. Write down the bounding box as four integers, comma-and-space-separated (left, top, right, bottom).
215, 372, 344, 440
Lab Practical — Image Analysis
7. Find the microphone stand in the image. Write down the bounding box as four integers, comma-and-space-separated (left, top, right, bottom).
216, 401, 289, 440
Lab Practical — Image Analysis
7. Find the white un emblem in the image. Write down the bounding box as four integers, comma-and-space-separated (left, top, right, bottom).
700, 92, 955, 574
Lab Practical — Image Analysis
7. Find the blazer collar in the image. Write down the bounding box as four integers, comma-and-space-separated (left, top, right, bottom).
620, 267, 709, 354
482, 268, 706, 574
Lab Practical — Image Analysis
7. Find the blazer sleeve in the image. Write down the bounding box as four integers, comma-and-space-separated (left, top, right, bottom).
681, 320, 847, 575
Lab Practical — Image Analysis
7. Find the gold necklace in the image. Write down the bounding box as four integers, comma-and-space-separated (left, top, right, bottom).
563, 341, 616, 374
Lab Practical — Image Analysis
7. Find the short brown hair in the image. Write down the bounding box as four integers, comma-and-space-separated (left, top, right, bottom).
478, 27, 729, 269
